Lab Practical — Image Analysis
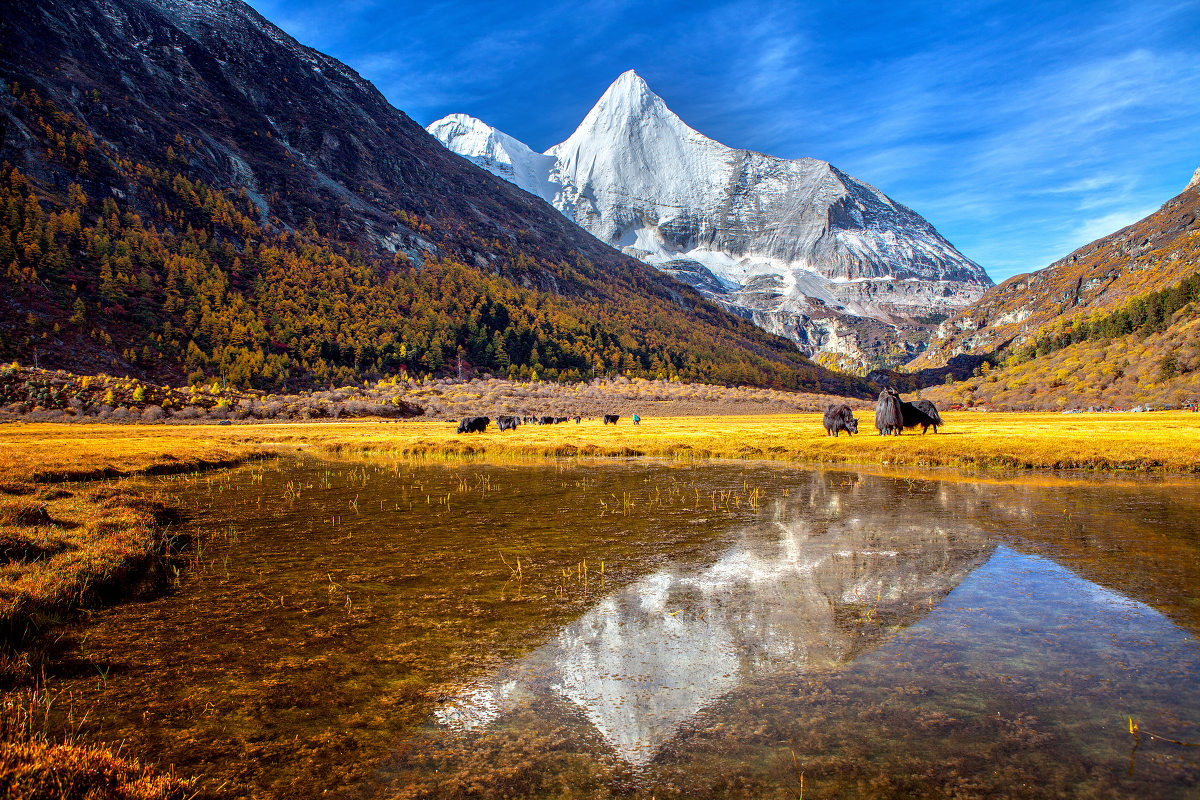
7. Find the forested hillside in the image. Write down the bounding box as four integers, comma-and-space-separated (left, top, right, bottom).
0, 0, 870, 395
915, 172, 1200, 367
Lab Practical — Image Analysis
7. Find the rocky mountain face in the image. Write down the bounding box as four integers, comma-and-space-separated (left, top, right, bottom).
429, 71, 993, 369
1, 0, 631, 283
914, 169, 1200, 368
0, 0, 867, 393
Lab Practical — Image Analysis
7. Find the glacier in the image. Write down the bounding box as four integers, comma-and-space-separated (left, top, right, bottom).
428, 70, 993, 367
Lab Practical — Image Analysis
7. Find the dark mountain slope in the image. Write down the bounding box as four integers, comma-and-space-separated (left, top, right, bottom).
0, 0, 871, 394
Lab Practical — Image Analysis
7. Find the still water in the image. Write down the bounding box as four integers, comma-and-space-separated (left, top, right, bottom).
54, 457, 1200, 798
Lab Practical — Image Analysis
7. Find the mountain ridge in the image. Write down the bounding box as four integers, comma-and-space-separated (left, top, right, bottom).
913, 168, 1200, 369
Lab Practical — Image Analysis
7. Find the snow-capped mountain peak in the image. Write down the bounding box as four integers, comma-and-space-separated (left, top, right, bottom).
426, 113, 557, 201
428, 72, 993, 367
553, 70, 689, 145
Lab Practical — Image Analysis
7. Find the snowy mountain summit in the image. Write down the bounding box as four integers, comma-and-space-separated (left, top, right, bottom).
429, 71, 992, 366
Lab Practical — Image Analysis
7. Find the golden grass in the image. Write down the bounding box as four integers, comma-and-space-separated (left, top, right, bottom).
4, 412, 1199, 476
0, 426, 272, 484
0, 486, 174, 644
0, 737, 197, 800
293, 411, 1200, 471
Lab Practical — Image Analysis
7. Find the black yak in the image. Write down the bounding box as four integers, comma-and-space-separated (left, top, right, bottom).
603, 414, 620, 425
456, 416, 490, 434
875, 389, 903, 436
910, 399, 943, 434
823, 404, 859, 437
497, 415, 519, 431
877, 390, 943, 435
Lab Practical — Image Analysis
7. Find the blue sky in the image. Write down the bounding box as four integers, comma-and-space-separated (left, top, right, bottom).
244, 0, 1200, 283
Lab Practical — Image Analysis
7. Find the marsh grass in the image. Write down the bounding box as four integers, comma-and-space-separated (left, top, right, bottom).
0, 430, 273, 795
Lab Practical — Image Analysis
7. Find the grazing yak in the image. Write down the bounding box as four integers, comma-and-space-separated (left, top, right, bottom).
823, 404, 859, 437
603, 414, 620, 425
876, 389, 943, 435
910, 399, 943, 434
497, 415, 520, 432
456, 416, 490, 434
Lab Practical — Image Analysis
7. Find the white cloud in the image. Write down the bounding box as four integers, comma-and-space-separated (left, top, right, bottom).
1073, 206, 1157, 245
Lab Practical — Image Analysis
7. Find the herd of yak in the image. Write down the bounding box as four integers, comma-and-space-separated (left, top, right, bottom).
823, 389, 943, 437
456, 414, 622, 433
455, 391, 939, 436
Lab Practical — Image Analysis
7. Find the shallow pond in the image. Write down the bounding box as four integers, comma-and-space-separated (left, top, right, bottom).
50, 457, 1200, 798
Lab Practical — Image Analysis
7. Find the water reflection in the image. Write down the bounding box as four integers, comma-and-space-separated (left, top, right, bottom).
436, 499, 993, 765
49, 460, 1200, 799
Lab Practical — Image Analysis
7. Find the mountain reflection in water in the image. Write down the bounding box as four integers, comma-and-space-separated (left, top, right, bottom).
56, 460, 1200, 798
436, 499, 993, 764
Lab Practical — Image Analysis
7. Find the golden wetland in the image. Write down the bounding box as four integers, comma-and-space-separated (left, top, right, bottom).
3, 413, 1200, 798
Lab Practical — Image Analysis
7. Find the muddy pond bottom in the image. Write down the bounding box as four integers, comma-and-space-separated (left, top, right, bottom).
55, 458, 1200, 798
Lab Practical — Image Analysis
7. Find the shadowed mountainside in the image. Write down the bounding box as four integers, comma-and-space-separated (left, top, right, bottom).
0, 0, 872, 395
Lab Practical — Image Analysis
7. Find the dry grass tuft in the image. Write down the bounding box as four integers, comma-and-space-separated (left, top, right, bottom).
0, 740, 196, 800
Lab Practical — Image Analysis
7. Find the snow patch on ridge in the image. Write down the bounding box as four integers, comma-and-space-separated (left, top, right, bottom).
426, 114, 558, 203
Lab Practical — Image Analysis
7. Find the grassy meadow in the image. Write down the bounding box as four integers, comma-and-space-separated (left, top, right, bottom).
277, 411, 1200, 471
3, 410, 1199, 477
